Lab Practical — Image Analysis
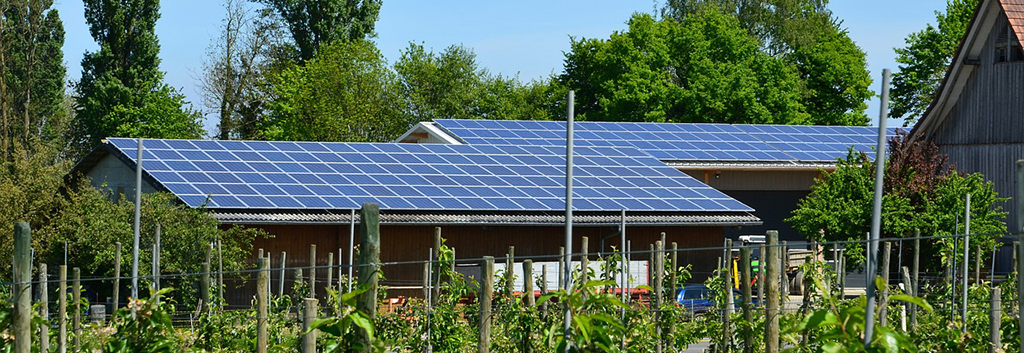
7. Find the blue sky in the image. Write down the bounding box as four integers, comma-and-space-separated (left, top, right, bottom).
54, 0, 946, 134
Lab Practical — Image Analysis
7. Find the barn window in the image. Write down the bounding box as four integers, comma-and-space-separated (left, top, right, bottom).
995, 22, 1023, 62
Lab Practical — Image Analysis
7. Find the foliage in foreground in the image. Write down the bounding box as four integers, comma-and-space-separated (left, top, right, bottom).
788, 131, 1007, 272
784, 277, 931, 352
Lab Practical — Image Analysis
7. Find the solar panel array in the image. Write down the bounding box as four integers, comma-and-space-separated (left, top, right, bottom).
107, 138, 752, 212
435, 119, 898, 162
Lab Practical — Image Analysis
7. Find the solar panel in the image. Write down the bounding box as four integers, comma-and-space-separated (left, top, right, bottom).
435, 119, 902, 163
107, 138, 751, 213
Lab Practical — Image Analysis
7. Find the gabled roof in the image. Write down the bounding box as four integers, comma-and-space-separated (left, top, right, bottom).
910, 0, 1021, 141
402, 119, 893, 170
71, 137, 760, 226
1004, 0, 1024, 48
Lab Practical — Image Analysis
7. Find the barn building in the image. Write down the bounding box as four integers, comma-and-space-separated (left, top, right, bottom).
70, 137, 760, 298
909, 0, 1024, 231
398, 119, 891, 242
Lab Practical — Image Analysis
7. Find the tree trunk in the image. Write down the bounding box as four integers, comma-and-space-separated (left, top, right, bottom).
0, 12, 9, 161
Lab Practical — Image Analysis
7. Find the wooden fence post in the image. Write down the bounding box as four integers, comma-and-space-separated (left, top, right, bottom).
153, 224, 161, 296
650, 243, 656, 298
356, 203, 380, 353
327, 252, 334, 292
58, 265, 66, 353
423, 258, 431, 301
839, 249, 846, 299
541, 264, 548, 313
73, 267, 81, 353
722, 238, 732, 353
309, 244, 317, 299
508, 246, 516, 302
740, 246, 753, 353
202, 244, 211, 314
758, 244, 765, 307
523, 259, 534, 353
257, 257, 269, 353
302, 298, 318, 353
218, 240, 224, 304
13, 222, 30, 353
766, 230, 780, 353
39, 263, 49, 353
557, 247, 564, 291
781, 241, 788, 298
880, 242, 891, 327
279, 251, 287, 297
911, 231, 920, 329
113, 242, 121, 315
480, 256, 494, 353
800, 254, 813, 346
901, 266, 913, 332
975, 244, 982, 284
990, 287, 1001, 353
580, 237, 589, 285
670, 242, 678, 290
434, 227, 442, 306
524, 260, 535, 307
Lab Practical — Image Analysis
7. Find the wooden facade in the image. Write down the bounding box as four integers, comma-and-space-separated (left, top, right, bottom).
913, 0, 1024, 231
229, 223, 726, 301
682, 169, 819, 241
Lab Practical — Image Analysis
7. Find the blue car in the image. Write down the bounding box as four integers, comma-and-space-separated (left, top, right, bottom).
675, 285, 751, 313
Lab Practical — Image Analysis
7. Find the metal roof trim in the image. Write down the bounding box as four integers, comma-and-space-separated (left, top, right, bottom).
212, 210, 762, 227
663, 160, 838, 171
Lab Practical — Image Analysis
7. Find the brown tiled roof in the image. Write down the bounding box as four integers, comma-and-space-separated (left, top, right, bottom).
1003, 0, 1024, 48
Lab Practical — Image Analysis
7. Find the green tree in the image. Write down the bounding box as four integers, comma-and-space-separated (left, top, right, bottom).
393, 42, 561, 122
73, 0, 202, 156
0, 0, 67, 159
41, 189, 264, 307
200, 0, 288, 140
788, 133, 1007, 272
662, 0, 832, 56
561, 10, 808, 124
394, 43, 482, 122
891, 0, 978, 125
789, 25, 872, 126
0, 142, 71, 279
662, 0, 873, 125
259, 0, 382, 62
263, 39, 405, 142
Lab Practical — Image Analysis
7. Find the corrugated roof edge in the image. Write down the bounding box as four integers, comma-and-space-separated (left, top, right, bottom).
212, 210, 762, 226
664, 160, 840, 170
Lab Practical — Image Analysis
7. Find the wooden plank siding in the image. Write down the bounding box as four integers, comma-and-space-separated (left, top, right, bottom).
225, 223, 725, 303
932, 12, 1024, 230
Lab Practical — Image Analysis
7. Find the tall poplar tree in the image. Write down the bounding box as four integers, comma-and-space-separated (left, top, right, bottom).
259, 0, 382, 62
0, 0, 67, 159
72, 0, 202, 156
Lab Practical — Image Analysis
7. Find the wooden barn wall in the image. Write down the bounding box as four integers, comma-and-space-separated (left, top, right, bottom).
226, 223, 724, 302
681, 170, 818, 191
932, 13, 1024, 232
